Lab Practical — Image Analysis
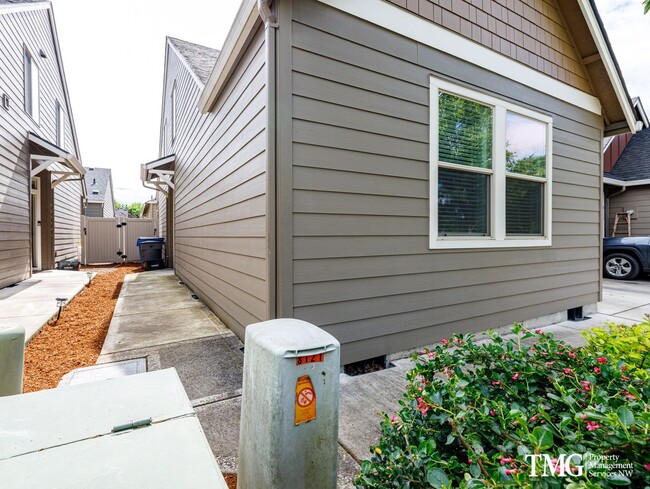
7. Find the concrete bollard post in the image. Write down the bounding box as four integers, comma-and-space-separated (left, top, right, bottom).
0, 325, 25, 397
238, 319, 340, 489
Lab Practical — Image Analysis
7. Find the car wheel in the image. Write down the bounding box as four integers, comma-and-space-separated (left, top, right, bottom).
604, 253, 640, 280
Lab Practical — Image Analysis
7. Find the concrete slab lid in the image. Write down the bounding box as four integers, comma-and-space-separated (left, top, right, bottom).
57, 358, 147, 387
0, 416, 226, 489
0, 368, 192, 459
246, 318, 340, 357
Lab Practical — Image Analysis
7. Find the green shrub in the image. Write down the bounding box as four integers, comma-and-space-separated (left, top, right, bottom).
355, 325, 650, 488
582, 320, 650, 380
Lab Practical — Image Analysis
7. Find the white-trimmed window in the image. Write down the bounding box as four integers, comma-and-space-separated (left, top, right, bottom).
24, 48, 39, 123
56, 101, 65, 147
429, 76, 553, 249
171, 83, 176, 142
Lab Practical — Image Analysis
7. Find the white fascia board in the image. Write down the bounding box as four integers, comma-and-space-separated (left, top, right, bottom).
317, 0, 602, 116
604, 177, 650, 187
197, 0, 258, 113
576, 0, 637, 134
0, 2, 50, 15
633, 98, 649, 128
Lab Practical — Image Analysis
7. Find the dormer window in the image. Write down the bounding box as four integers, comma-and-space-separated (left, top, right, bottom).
24, 48, 39, 123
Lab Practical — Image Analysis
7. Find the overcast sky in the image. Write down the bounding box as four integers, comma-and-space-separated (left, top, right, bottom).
52, 0, 649, 204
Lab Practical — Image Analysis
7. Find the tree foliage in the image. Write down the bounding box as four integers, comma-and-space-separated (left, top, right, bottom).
114, 201, 143, 218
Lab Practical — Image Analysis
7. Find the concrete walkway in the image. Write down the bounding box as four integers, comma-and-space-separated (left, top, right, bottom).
75, 272, 648, 488
0, 270, 92, 342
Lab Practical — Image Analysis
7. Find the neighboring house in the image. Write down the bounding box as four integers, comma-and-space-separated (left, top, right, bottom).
603, 98, 650, 236
114, 208, 128, 218
143, 0, 639, 364
0, 0, 85, 288
141, 198, 158, 235
83, 167, 115, 218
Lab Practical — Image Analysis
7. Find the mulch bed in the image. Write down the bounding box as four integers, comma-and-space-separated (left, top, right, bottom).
224, 474, 237, 488
22, 264, 142, 392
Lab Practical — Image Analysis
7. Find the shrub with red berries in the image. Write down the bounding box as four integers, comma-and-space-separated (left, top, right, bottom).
355, 323, 649, 488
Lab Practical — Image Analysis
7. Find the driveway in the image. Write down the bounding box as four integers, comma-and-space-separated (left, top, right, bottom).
600, 277, 650, 322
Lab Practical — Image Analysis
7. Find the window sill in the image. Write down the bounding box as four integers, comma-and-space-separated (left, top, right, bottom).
429, 237, 552, 250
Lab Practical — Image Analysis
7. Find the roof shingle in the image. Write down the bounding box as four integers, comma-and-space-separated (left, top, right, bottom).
84, 167, 113, 203
604, 128, 650, 181
168, 37, 219, 85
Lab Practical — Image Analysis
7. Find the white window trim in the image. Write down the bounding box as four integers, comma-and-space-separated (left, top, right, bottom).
429, 76, 553, 250
24, 48, 39, 123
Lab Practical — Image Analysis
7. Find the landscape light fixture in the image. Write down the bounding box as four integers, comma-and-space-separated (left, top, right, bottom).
55, 297, 68, 321
86, 272, 92, 285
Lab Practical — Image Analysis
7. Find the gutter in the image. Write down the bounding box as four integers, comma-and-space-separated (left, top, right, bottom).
258, 0, 278, 320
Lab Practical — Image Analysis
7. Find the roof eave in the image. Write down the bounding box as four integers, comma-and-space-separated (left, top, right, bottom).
578, 0, 638, 136
197, 0, 259, 113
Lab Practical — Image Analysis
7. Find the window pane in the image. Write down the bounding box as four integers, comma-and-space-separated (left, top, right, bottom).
506, 178, 543, 235
438, 168, 489, 235
438, 92, 492, 169
506, 112, 546, 177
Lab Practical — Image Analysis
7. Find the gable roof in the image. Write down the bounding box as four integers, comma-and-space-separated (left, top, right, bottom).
604, 128, 650, 182
167, 37, 219, 86
197, 0, 638, 136
84, 167, 114, 203
1, 1, 83, 162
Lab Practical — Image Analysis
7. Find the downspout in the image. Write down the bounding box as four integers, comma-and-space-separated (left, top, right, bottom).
259, 0, 278, 320
605, 186, 626, 237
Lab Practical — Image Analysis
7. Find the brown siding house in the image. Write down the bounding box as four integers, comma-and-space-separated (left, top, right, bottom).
145, 0, 639, 364
604, 99, 650, 236
0, 0, 85, 288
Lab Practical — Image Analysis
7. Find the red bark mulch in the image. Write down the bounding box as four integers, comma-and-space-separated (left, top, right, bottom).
22, 264, 142, 392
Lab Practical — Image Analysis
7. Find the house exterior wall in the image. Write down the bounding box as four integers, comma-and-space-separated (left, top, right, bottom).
0, 5, 82, 287
385, 0, 593, 94
280, 0, 603, 363
162, 30, 269, 338
609, 187, 650, 236
85, 202, 103, 218
604, 132, 633, 173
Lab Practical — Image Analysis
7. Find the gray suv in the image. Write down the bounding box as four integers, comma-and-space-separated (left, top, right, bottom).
603, 236, 650, 280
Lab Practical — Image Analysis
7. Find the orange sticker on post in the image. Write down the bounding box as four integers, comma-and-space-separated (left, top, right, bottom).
295, 375, 316, 425
295, 353, 324, 366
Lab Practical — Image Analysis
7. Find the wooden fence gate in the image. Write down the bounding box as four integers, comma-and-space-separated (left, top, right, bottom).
81, 217, 156, 264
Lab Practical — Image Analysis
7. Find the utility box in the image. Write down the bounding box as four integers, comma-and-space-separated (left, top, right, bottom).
0, 325, 24, 397
238, 319, 340, 489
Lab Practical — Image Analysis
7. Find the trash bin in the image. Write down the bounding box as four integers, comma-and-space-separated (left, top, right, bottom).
56, 259, 80, 270
136, 237, 165, 270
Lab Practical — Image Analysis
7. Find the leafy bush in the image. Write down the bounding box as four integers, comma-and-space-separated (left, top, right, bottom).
582, 320, 650, 380
355, 325, 649, 488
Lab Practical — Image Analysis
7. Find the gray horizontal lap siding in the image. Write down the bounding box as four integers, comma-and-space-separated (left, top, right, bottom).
288, 0, 603, 363
0, 7, 81, 286
608, 187, 650, 236
167, 29, 268, 339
